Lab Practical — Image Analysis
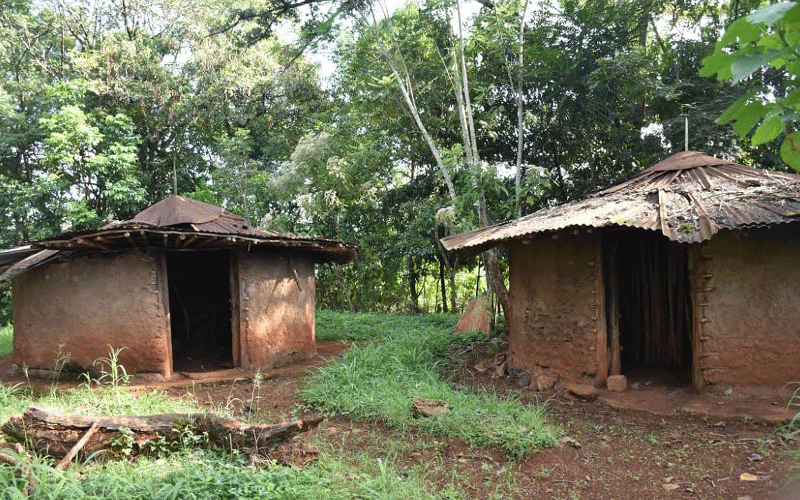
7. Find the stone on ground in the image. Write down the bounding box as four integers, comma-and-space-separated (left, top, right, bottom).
565, 383, 599, 400
606, 375, 627, 392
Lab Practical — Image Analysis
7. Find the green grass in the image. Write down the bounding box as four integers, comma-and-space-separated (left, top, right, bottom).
316, 309, 460, 342
1, 448, 446, 500
306, 310, 560, 458
0, 324, 12, 357
0, 311, 552, 498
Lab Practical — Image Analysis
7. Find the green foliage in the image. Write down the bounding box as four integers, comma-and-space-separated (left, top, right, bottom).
306, 311, 560, 458
84, 346, 133, 389
316, 309, 459, 342
0, 0, 779, 315
0, 449, 443, 500
0, 383, 27, 423
701, 1, 800, 171
0, 323, 12, 357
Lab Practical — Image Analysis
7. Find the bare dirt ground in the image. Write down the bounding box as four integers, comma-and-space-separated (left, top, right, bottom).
3, 339, 800, 499
164, 341, 800, 500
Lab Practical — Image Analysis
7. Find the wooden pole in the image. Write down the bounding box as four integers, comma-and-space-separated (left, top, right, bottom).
55, 420, 100, 471
607, 238, 621, 376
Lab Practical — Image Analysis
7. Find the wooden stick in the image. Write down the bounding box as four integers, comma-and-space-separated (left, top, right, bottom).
55, 420, 100, 471
0, 450, 18, 466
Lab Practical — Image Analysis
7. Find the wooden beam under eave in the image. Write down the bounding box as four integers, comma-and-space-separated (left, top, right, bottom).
180, 235, 198, 249
75, 237, 111, 252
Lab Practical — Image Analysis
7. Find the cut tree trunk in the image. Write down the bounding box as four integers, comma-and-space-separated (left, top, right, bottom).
2, 406, 322, 460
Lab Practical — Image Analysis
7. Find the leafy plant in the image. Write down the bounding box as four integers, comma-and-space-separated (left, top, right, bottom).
90, 345, 133, 389
111, 427, 136, 457
701, 1, 800, 171
250, 371, 264, 415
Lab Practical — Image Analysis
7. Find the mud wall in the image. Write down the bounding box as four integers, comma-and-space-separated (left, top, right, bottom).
695, 227, 800, 389
507, 232, 606, 386
12, 250, 172, 376
236, 251, 315, 370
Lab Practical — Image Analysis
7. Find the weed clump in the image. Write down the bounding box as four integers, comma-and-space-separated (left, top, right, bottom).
306, 310, 560, 458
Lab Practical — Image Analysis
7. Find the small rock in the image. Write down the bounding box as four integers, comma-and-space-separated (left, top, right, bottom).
533, 373, 558, 392
411, 397, 450, 417
712, 421, 726, 428
739, 472, 758, 481
517, 372, 531, 388
662, 484, 679, 491
630, 382, 641, 390
737, 496, 753, 500
747, 453, 763, 462
606, 375, 627, 392
492, 361, 507, 380
559, 436, 582, 449
565, 383, 599, 401
724, 387, 734, 397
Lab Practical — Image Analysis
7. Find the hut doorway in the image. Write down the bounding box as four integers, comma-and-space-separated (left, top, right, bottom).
166, 251, 234, 372
603, 230, 693, 386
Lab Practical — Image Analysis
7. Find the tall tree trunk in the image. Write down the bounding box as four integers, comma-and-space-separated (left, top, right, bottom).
367, 5, 457, 203
509, 0, 530, 217
438, 258, 448, 312
408, 255, 420, 313
453, 0, 511, 326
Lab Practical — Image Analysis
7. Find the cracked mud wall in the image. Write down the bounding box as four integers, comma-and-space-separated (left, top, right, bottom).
236, 251, 315, 371
12, 250, 171, 376
696, 227, 800, 389
508, 233, 605, 386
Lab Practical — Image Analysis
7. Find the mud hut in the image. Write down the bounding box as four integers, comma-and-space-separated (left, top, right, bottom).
0, 195, 356, 380
441, 151, 800, 391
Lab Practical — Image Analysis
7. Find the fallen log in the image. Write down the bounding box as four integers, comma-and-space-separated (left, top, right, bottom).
2, 406, 323, 460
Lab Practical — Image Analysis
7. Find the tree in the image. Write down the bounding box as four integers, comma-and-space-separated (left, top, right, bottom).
700, 1, 800, 171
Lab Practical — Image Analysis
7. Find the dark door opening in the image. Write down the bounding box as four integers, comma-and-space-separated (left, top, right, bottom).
167, 251, 233, 372
604, 229, 693, 387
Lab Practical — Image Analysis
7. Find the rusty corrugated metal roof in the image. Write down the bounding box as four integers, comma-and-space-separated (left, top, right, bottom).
454, 295, 490, 334
0, 197, 356, 281
34, 196, 357, 264
441, 151, 800, 253
124, 195, 288, 238
0, 245, 58, 283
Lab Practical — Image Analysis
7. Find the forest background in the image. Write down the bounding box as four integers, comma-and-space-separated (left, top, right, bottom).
0, 0, 793, 319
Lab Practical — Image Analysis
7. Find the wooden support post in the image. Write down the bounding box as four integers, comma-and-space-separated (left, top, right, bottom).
607, 239, 621, 376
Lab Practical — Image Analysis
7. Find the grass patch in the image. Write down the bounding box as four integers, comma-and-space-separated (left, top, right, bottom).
1, 448, 446, 500
0, 384, 206, 425
0, 323, 12, 357
316, 309, 459, 342
306, 311, 560, 458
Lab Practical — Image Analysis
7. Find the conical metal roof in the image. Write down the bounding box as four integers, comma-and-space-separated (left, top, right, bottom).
0, 197, 357, 281
441, 151, 800, 253
131, 195, 224, 226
